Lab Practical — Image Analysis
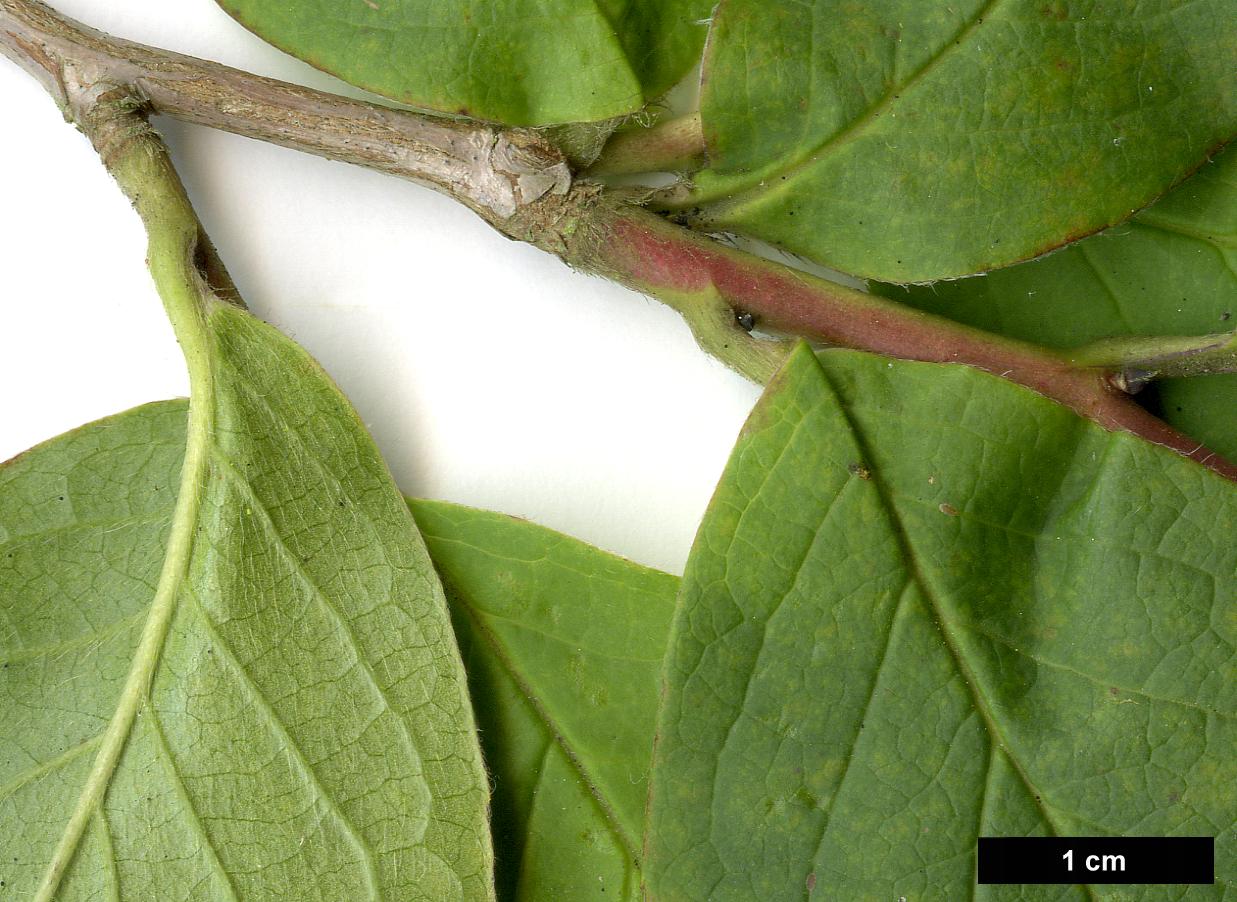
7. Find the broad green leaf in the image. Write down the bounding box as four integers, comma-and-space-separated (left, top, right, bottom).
687, 0, 1237, 282
878, 146, 1237, 461
216, 0, 712, 126
409, 499, 678, 901
1158, 377, 1237, 470
646, 344, 1236, 899
1, 306, 492, 898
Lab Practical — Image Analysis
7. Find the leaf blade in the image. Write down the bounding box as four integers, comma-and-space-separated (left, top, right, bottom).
410, 499, 679, 901
645, 344, 1236, 899
690, 0, 1237, 281
876, 146, 1237, 460
2, 303, 494, 898
215, 0, 713, 126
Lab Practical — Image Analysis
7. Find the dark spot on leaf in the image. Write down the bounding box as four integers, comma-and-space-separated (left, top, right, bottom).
1222, 311, 1232, 321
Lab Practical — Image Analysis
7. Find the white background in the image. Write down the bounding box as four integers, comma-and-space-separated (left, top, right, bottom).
0, 0, 761, 575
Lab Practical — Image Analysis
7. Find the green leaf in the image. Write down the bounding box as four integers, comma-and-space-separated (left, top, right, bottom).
645, 344, 1236, 899
686, 0, 1237, 282
1157, 376, 1237, 469
409, 499, 678, 901
215, 0, 712, 126
877, 146, 1237, 461
1, 308, 492, 897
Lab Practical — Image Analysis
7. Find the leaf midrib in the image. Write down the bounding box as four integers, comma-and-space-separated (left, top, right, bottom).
31, 281, 220, 900
451, 593, 642, 863
32, 396, 211, 900
815, 361, 1100, 901
693, 0, 1003, 211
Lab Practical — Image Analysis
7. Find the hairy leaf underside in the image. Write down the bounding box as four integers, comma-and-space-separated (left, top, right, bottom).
0, 307, 493, 900
5, 338, 1235, 899
2, 0, 1235, 896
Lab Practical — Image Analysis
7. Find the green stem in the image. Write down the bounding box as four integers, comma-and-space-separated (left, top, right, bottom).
1067, 331, 1237, 389
588, 113, 706, 177
28, 78, 235, 900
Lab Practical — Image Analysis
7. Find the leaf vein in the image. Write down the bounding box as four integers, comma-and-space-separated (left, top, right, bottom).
146, 705, 242, 902
450, 596, 639, 859
699, 0, 1004, 209
0, 511, 172, 553
814, 358, 1101, 901
965, 623, 1229, 718
804, 581, 917, 881
182, 584, 381, 899
0, 733, 103, 803
1, 608, 149, 668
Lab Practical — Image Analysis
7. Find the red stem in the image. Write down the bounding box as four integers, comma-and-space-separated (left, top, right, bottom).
587, 204, 1237, 481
